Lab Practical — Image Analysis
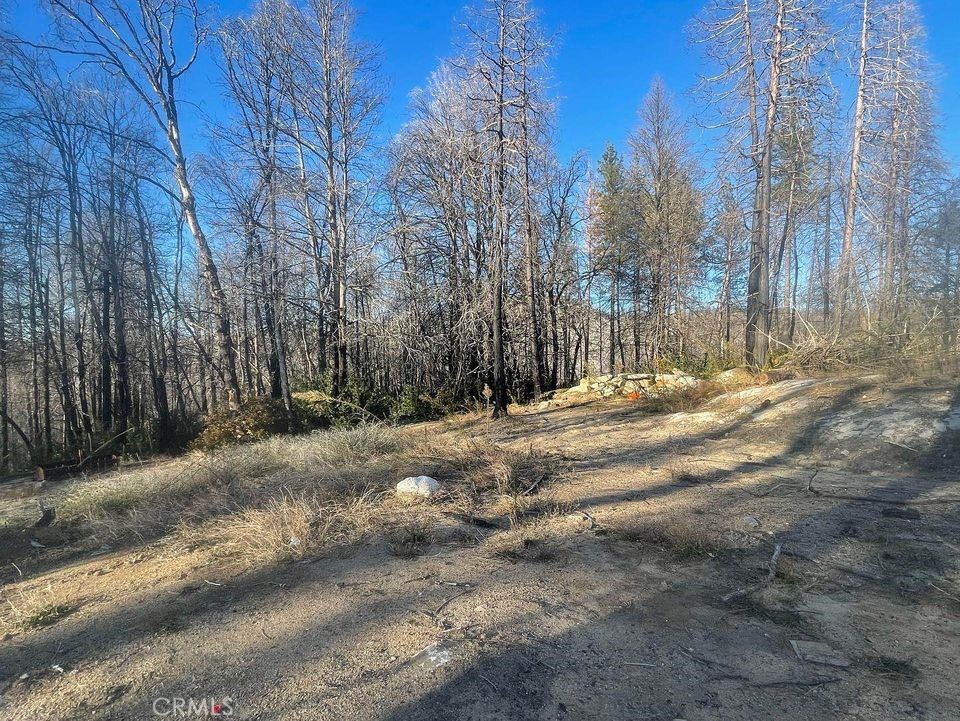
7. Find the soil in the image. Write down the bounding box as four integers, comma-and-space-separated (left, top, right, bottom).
1, 374, 959, 720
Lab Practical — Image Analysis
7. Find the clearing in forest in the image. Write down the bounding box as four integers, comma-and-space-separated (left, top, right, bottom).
1, 373, 959, 720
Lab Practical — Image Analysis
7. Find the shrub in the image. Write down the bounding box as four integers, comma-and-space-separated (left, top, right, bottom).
392, 385, 458, 421
635, 381, 727, 413
294, 375, 394, 427
655, 352, 739, 378
191, 397, 317, 451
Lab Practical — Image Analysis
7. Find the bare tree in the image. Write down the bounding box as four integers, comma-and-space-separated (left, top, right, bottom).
834, 0, 870, 329
43, 0, 242, 407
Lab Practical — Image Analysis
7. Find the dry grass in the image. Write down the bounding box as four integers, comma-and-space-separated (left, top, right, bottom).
1, 582, 78, 632
195, 492, 385, 563
386, 521, 434, 558
498, 494, 576, 527
863, 655, 921, 682
636, 381, 728, 414
606, 515, 725, 559
666, 459, 729, 486
44, 423, 555, 565
486, 527, 559, 563
773, 555, 803, 584
20, 603, 73, 629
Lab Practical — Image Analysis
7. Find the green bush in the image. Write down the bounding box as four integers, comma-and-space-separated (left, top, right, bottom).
191, 380, 462, 451
296, 378, 393, 427
654, 352, 738, 378
392, 385, 457, 421
191, 396, 319, 451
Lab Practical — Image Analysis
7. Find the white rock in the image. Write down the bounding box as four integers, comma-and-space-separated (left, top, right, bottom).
396, 475, 441, 498
412, 641, 453, 669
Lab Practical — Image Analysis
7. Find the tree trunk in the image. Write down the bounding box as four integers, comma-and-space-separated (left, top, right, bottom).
835, 0, 870, 330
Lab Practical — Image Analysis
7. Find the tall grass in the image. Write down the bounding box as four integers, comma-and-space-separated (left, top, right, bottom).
54, 423, 555, 564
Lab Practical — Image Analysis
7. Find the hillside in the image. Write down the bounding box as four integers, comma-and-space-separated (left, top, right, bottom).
1, 373, 959, 720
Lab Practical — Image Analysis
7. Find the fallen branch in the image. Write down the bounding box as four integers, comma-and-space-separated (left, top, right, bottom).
929, 582, 960, 603
77, 428, 132, 470
520, 475, 546, 496
433, 588, 474, 616
710, 674, 841, 689
298, 392, 380, 422
884, 440, 919, 454
577, 510, 598, 530
677, 646, 732, 670
742, 482, 787, 498
721, 543, 782, 604
755, 676, 842, 689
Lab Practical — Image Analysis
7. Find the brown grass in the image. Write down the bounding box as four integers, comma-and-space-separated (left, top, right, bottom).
44, 424, 556, 565
386, 521, 434, 558
606, 515, 725, 559
666, 459, 729, 486
636, 381, 728, 414
486, 527, 559, 563
773, 555, 803, 584
506, 496, 577, 526
2, 582, 79, 633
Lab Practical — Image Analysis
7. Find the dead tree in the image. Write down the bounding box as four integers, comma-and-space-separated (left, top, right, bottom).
46, 0, 242, 408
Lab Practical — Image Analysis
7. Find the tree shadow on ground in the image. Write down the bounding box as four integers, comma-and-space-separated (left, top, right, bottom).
375, 384, 960, 721
5, 378, 958, 720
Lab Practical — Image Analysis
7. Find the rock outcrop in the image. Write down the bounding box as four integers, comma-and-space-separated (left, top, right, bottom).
537, 370, 702, 409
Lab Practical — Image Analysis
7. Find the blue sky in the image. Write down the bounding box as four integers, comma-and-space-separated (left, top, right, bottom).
8, 0, 960, 168
287, 0, 960, 167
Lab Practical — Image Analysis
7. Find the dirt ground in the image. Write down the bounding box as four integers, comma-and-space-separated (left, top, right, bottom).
1, 374, 959, 720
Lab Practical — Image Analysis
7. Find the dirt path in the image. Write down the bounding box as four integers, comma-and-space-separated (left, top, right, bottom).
1, 376, 959, 720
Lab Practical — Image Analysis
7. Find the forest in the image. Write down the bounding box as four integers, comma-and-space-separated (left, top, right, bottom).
0, 0, 957, 471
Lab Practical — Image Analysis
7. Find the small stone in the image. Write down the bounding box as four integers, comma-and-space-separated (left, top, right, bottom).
742, 515, 761, 528
396, 476, 441, 498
